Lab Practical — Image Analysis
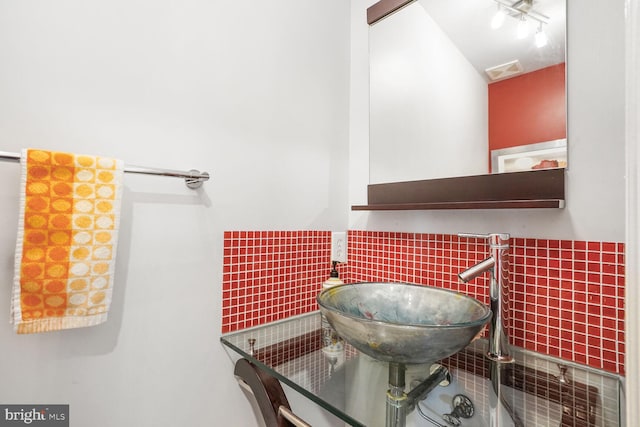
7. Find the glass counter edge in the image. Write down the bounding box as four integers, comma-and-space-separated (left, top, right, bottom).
220, 312, 367, 427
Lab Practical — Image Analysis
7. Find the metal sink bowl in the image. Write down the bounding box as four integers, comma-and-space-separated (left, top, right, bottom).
317, 282, 491, 365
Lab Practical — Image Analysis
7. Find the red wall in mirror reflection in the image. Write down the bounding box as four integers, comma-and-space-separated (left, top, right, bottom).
489, 63, 567, 157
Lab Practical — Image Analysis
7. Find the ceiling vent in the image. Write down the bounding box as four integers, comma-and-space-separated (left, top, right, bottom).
485, 59, 524, 81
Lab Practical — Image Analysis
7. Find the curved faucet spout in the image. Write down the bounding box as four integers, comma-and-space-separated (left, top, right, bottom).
458, 256, 495, 283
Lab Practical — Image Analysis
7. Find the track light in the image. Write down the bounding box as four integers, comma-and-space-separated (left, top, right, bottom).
535, 23, 548, 47
516, 15, 529, 39
491, 0, 550, 48
491, 6, 506, 29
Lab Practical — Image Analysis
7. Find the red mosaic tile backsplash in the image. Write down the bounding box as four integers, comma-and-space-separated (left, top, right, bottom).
221, 230, 625, 375
222, 231, 337, 332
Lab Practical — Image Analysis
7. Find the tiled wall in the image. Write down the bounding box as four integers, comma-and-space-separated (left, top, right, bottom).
221, 230, 625, 375
221, 231, 337, 332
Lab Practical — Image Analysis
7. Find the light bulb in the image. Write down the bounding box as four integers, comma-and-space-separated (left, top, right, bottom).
535, 28, 548, 47
491, 9, 506, 29
517, 16, 529, 39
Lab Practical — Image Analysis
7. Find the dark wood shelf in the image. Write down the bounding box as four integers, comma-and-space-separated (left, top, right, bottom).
353, 199, 565, 210
352, 169, 565, 211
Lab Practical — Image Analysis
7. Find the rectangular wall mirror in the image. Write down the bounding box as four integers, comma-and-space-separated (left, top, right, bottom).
369, 0, 567, 185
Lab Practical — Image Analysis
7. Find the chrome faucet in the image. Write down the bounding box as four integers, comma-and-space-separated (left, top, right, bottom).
457, 233, 513, 363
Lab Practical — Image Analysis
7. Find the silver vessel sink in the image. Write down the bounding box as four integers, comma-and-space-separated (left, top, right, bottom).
317, 282, 491, 365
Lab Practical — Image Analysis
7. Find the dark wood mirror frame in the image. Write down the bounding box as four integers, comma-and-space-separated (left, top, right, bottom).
354, 0, 566, 211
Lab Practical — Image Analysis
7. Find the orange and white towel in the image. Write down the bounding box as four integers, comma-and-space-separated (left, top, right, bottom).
11, 149, 124, 334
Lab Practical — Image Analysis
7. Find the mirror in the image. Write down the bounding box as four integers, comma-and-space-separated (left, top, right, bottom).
369, 0, 567, 184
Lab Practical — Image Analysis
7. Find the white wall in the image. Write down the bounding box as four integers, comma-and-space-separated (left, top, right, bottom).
350, 0, 627, 243
0, 1, 350, 426
369, 1, 487, 183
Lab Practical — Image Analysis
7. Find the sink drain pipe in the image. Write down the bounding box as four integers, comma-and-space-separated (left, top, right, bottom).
386, 363, 450, 427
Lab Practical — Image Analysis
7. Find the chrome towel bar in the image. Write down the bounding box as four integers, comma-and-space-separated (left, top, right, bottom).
0, 150, 209, 189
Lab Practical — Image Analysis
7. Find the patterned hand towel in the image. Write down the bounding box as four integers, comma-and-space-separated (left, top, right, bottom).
11, 149, 124, 334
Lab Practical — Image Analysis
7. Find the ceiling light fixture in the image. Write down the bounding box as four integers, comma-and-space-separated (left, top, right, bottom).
491, 0, 550, 47
517, 14, 529, 39
491, 5, 506, 29
535, 23, 549, 47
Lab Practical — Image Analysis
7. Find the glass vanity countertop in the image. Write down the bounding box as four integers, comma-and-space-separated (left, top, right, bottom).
220, 312, 623, 427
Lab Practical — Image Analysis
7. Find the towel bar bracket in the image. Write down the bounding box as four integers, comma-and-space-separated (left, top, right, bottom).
125, 165, 210, 189
186, 170, 209, 189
